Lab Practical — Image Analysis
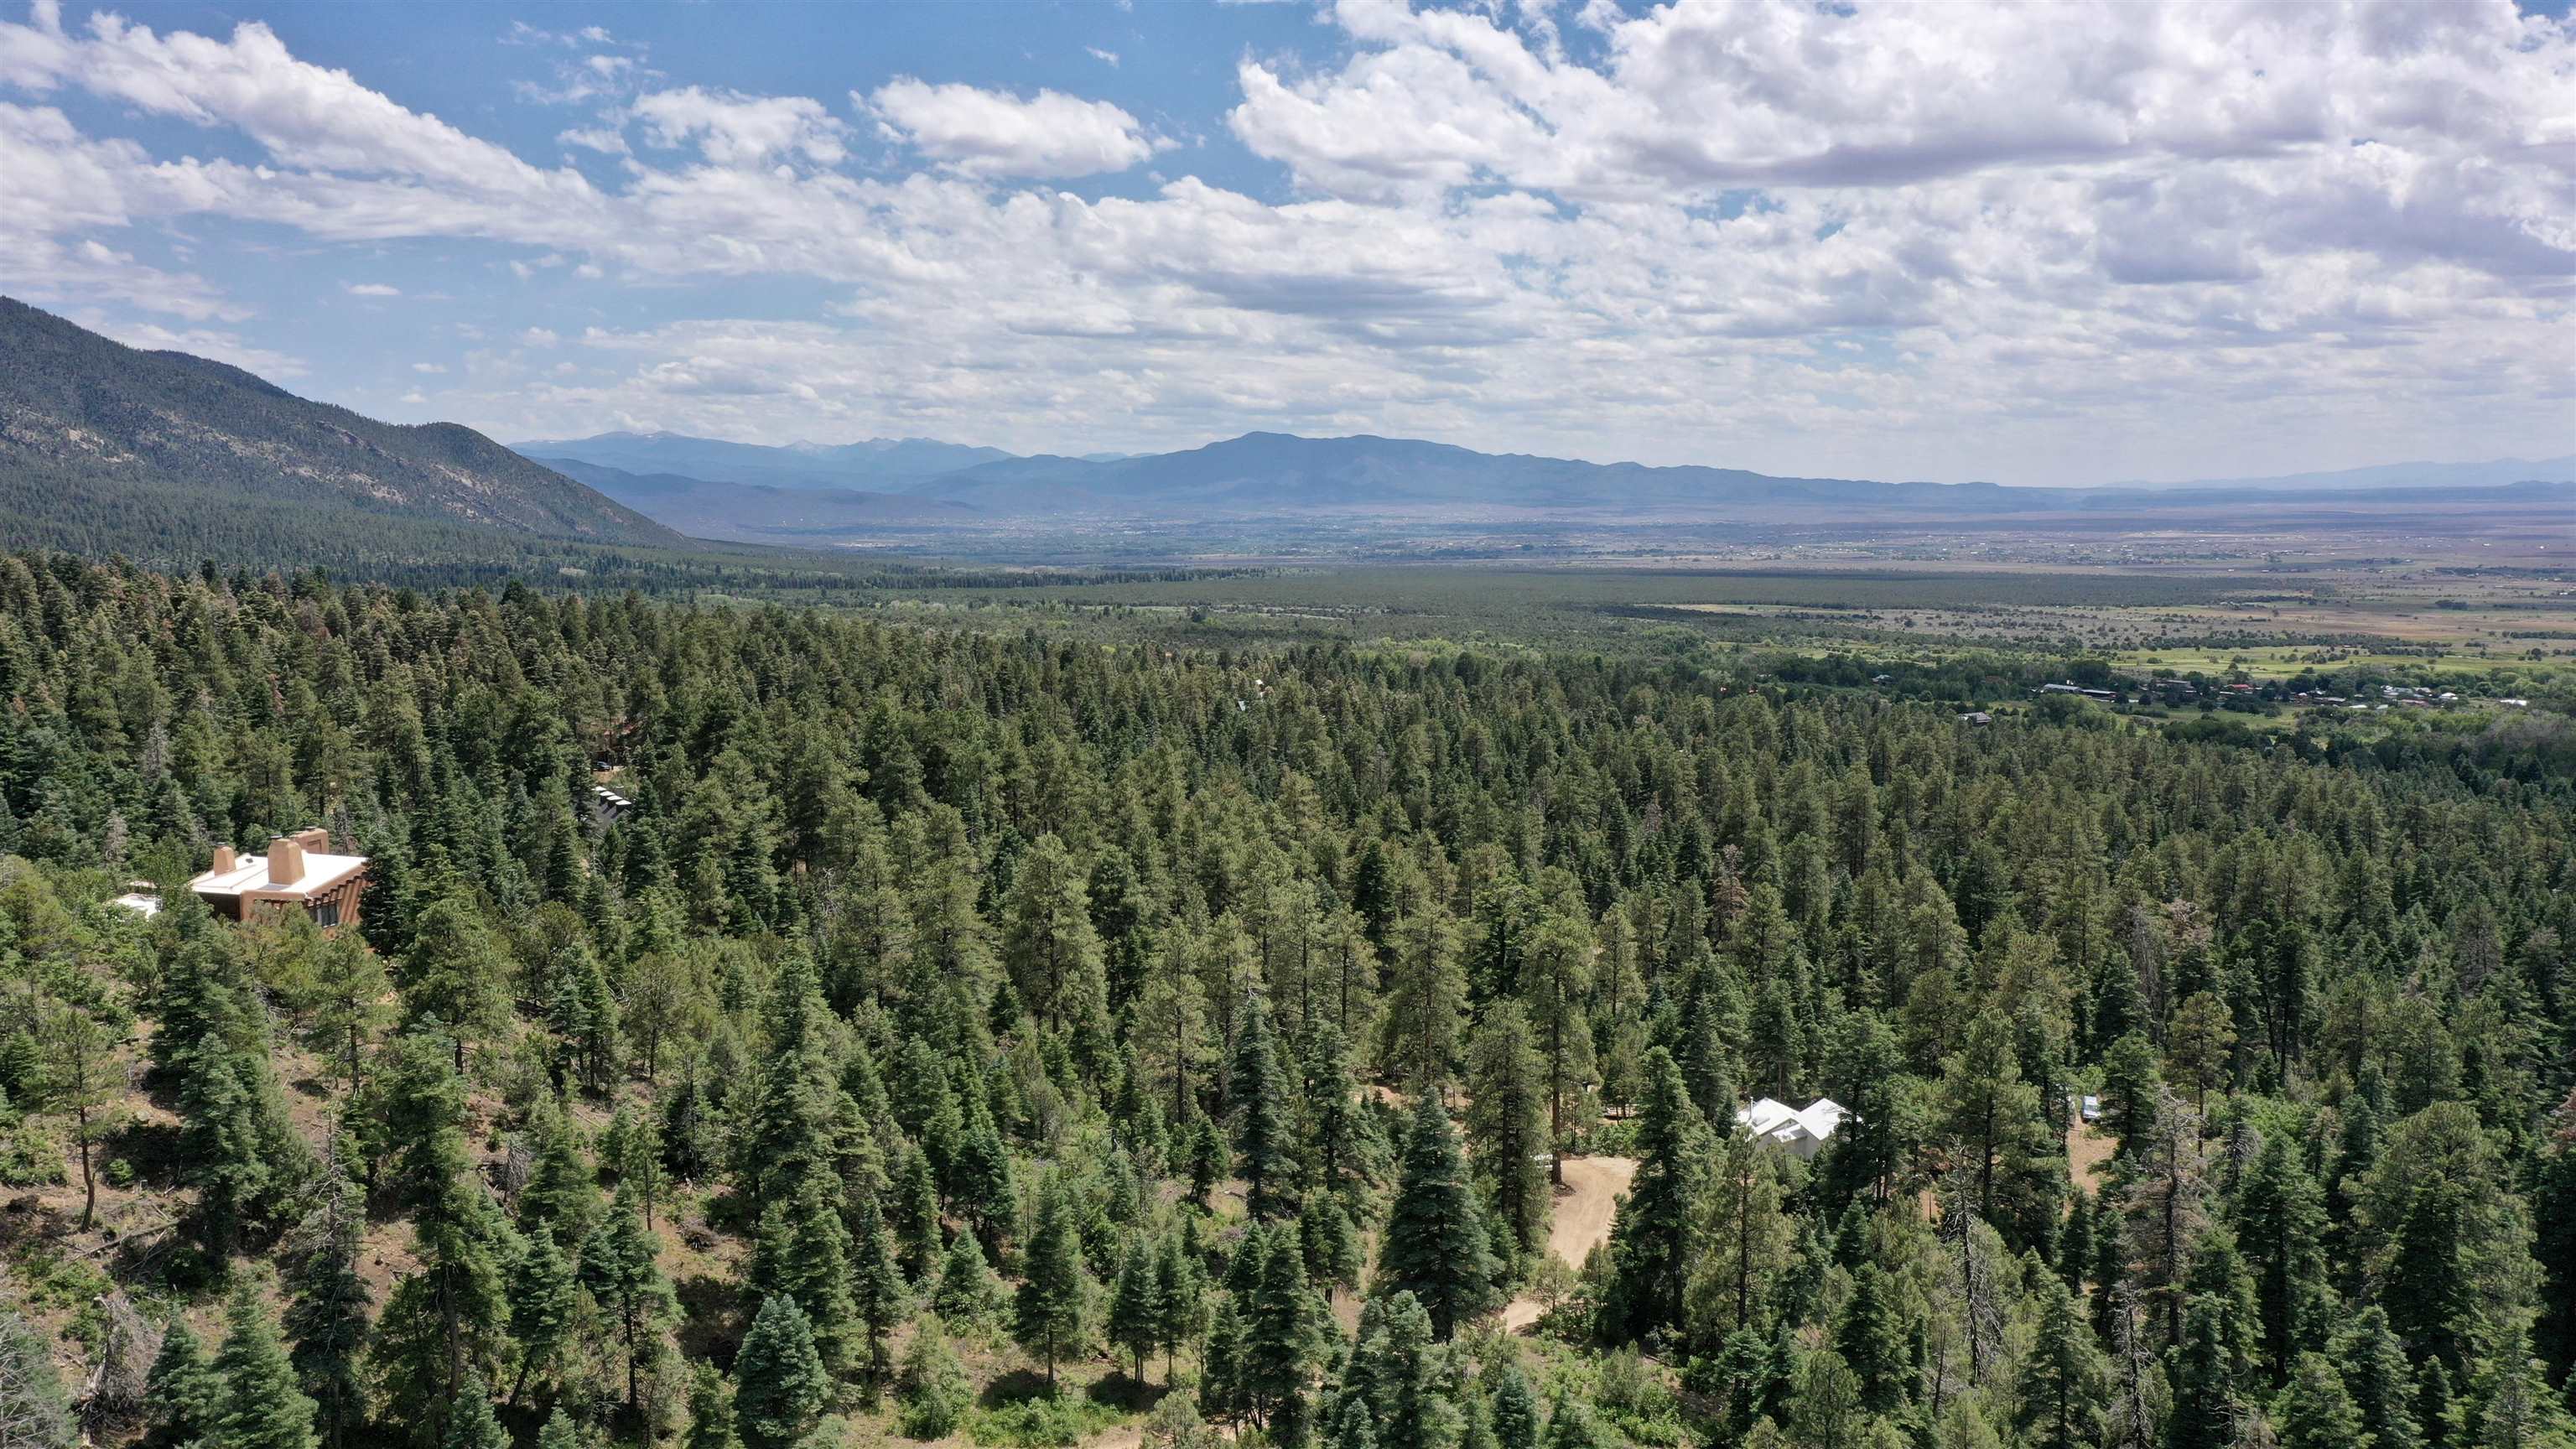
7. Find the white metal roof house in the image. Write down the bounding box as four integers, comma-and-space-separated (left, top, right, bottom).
1736, 1096, 1846, 1160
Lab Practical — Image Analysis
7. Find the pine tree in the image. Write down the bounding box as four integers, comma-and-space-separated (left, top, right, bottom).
749, 1168, 860, 1378
1154, 1229, 1208, 1382
1016, 1173, 1088, 1389
849, 1194, 906, 1395
535, 1409, 578, 1449
1685, 1125, 1794, 1350
582, 1188, 676, 1417
370, 1036, 516, 1449
2334, 1306, 2424, 1449
398, 900, 513, 1068
1602, 1047, 1705, 1344
1375, 1091, 1503, 1340
503, 1229, 576, 1410
1109, 1233, 1166, 1384
1488, 1363, 1540, 1449
1519, 911, 1597, 1187
282, 1136, 371, 1449
2275, 1352, 2366, 1449
1835, 1262, 1914, 1415
2013, 1274, 2111, 1449
1377, 906, 1466, 1089
2164, 1292, 2244, 1449
1231, 993, 1298, 1221
0, 1304, 76, 1449
1935, 1012, 2058, 1250
214, 1282, 320, 1449
1463, 1001, 1550, 1261
143, 1318, 224, 1449
1000, 833, 1109, 1035
734, 1296, 830, 1449
896, 1315, 973, 1440
515, 1098, 597, 1248
683, 1362, 740, 1449
2235, 1131, 2333, 1386
932, 1228, 1009, 1329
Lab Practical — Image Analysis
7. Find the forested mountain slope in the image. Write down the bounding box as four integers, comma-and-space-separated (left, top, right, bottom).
0, 301, 685, 566
0, 553, 2571, 1449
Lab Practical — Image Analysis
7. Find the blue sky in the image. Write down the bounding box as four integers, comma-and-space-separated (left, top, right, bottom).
3, 0, 2570, 484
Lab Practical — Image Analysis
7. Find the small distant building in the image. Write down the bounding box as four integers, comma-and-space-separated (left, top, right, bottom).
589, 782, 632, 822
1737, 1097, 1846, 1161
188, 828, 366, 929
1958, 710, 1992, 725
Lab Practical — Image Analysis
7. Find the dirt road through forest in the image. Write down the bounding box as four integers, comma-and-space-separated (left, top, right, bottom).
1502, 1154, 1638, 1331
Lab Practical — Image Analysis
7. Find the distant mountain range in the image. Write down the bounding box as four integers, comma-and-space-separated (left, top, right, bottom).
518, 427, 2576, 532
0, 299, 681, 566
1, 299, 2560, 569
2122, 456, 2576, 491
512, 429, 1011, 492
531, 454, 976, 542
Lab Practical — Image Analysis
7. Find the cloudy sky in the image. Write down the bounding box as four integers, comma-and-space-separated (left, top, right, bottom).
3, 0, 2570, 484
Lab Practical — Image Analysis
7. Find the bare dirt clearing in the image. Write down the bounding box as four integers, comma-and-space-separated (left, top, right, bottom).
1503, 1154, 1637, 1331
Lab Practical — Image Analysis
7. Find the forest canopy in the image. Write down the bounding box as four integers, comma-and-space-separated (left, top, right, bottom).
1, 551, 2570, 1449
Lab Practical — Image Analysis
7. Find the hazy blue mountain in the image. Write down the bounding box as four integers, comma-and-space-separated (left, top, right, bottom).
531, 455, 978, 542
905, 432, 2574, 518
907, 431, 2040, 515
0, 298, 684, 564
515, 430, 1015, 491
2130, 456, 2576, 491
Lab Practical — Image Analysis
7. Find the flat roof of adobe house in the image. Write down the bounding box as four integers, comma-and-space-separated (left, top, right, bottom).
189, 850, 366, 899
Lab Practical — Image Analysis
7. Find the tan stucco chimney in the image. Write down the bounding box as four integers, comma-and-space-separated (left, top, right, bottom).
210, 844, 236, 875
267, 835, 305, 886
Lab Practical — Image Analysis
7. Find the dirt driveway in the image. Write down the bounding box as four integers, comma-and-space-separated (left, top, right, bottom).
1502, 1154, 1638, 1331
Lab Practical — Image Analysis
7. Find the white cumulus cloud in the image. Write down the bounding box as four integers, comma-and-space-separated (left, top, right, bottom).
866, 77, 1164, 178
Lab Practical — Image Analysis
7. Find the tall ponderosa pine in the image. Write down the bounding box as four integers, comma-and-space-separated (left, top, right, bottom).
1463, 1001, 1550, 1261
1376, 1091, 1503, 1340
1686, 1124, 1794, 1350
2234, 1132, 2332, 1385
1519, 911, 1597, 1185
1602, 1048, 1705, 1344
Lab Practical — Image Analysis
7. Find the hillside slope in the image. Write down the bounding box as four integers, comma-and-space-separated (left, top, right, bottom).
0, 299, 686, 564
531, 455, 979, 542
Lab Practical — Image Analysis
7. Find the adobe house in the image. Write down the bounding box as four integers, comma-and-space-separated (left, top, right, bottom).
188, 828, 366, 929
